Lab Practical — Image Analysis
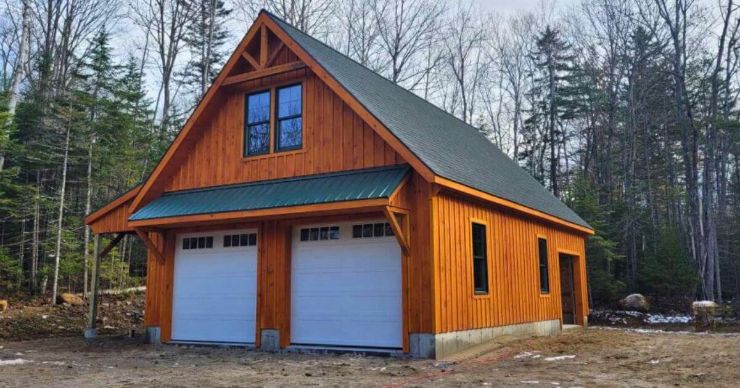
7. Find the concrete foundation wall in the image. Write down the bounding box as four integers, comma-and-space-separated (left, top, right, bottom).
411, 319, 561, 359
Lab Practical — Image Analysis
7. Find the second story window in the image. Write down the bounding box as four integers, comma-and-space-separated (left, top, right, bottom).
245, 90, 271, 156
276, 84, 302, 151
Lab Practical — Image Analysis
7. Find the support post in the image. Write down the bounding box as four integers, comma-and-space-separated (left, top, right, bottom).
84, 233, 125, 339
85, 234, 101, 339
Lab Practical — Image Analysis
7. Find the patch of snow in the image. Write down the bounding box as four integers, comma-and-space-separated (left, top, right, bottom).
649, 359, 660, 364
693, 300, 716, 307
645, 314, 692, 324
520, 381, 540, 384
514, 351, 542, 360
41, 315, 48, 319
41, 361, 65, 366
0, 359, 31, 366
620, 310, 645, 318
544, 355, 576, 361
514, 351, 538, 359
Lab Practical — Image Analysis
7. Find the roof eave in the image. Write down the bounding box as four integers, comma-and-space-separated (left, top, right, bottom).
434, 176, 594, 235
127, 197, 390, 229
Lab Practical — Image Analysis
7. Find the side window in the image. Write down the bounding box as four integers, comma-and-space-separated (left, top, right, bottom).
245, 90, 271, 156
538, 237, 550, 293
472, 223, 489, 294
276, 84, 302, 151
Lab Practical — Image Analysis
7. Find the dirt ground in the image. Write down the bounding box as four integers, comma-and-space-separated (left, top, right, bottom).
0, 292, 144, 341
0, 328, 737, 387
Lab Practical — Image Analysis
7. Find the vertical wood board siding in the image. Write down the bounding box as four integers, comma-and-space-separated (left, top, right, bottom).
89, 199, 134, 234
433, 191, 588, 334
163, 68, 403, 192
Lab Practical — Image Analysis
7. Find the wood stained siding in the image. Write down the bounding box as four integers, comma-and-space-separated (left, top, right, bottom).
390, 172, 435, 335
432, 191, 588, 334
256, 220, 292, 348
143, 231, 175, 342
163, 68, 404, 192
88, 198, 134, 234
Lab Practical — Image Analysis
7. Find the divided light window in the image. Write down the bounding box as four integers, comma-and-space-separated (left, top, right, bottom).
352, 222, 394, 238
276, 84, 302, 151
538, 237, 550, 293
472, 223, 488, 294
182, 236, 214, 250
299, 226, 340, 241
245, 90, 271, 156
224, 233, 257, 247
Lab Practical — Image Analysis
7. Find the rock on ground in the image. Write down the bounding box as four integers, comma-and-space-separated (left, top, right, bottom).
620, 293, 650, 312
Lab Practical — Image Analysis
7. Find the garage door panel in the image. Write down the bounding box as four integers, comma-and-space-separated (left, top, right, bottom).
291, 222, 402, 349
174, 273, 256, 297
172, 230, 257, 344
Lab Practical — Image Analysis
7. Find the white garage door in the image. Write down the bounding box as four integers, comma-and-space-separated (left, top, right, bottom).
172, 229, 258, 344
291, 221, 402, 349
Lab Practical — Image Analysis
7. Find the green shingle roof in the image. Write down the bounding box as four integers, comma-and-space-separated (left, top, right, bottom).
267, 12, 590, 229
129, 165, 409, 221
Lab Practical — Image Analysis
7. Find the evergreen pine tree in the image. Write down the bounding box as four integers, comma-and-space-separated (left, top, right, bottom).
182, 0, 232, 99
523, 26, 581, 197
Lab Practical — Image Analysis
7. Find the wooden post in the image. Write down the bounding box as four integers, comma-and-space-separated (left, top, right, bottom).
85, 234, 101, 338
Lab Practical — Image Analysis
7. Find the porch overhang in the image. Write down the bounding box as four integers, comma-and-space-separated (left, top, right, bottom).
85, 185, 142, 234
128, 165, 410, 229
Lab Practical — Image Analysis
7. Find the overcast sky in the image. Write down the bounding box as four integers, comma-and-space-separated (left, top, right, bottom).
473, 0, 575, 15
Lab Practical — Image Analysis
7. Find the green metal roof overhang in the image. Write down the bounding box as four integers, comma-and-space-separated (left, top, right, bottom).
129, 165, 409, 222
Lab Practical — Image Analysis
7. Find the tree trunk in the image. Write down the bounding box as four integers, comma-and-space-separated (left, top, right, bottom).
1, 0, 31, 172
51, 124, 72, 305
31, 171, 40, 294
83, 140, 94, 298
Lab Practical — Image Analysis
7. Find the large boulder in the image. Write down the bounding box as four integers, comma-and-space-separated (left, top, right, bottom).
56, 293, 84, 306
619, 293, 650, 312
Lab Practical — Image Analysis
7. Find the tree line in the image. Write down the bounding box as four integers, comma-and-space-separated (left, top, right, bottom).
0, 0, 737, 308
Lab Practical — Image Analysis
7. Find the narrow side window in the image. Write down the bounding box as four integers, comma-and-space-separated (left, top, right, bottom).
538, 237, 550, 293
245, 90, 271, 156
472, 223, 489, 294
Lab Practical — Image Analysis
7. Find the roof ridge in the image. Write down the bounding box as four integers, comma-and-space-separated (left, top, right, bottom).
264, 11, 484, 139
161, 164, 410, 196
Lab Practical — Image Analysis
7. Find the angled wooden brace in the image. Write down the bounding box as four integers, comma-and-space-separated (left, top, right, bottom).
384, 206, 410, 255
135, 228, 165, 264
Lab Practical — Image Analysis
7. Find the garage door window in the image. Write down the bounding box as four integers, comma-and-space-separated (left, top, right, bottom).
352, 222, 394, 238
300, 226, 340, 241
182, 236, 214, 250
224, 233, 257, 247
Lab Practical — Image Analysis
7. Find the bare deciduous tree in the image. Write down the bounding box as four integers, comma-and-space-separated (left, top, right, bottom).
372, 0, 444, 88
132, 0, 195, 134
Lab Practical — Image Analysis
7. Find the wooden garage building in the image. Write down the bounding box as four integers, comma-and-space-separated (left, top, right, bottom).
85, 11, 593, 359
